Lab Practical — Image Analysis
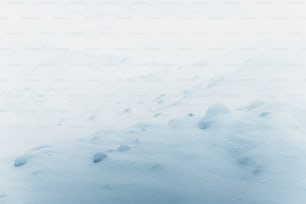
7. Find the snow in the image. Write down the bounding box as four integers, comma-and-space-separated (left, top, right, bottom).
92, 152, 108, 163
198, 103, 230, 129
117, 144, 130, 152
1, 0, 306, 203
14, 154, 31, 167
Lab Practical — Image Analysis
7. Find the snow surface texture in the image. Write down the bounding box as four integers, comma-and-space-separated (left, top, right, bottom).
1, 0, 306, 204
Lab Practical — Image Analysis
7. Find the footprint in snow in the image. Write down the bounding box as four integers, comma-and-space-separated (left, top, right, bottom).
151, 163, 162, 170
93, 152, 108, 163
238, 157, 263, 176
154, 113, 161, 117
259, 112, 270, 117
155, 94, 166, 104
14, 154, 32, 167
14, 145, 51, 167
188, 113, 194, 117
117, 144, 130, 152
0, 194, 6, 199
198, 103, 230, 129
89, 114, 97, 120
124, 108, 131, 113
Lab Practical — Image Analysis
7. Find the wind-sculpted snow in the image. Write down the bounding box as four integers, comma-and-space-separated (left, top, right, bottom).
1, 101, 305, 203
0, 0, 306, 203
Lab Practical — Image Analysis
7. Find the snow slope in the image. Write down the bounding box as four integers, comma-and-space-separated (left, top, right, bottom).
1, 0, 306, 203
